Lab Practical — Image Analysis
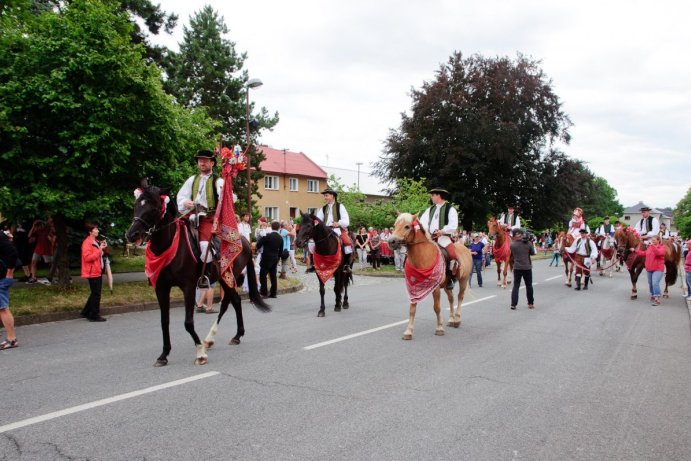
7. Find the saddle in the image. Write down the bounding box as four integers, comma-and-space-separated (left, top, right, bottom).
182, 218, 221, 282
437, 244, 458, 275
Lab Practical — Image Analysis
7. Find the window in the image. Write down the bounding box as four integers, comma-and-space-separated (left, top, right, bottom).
624, 215, 630, 221
289, 178, 298, 192
307, 179, 319, 192
289, 207, 298, 219
264, 176, 279, 190
264, 207, 279, 221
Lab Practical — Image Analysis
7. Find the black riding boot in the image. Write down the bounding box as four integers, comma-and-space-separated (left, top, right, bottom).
445, 269, 455, 290
575, 275, 581, 291
583, 276, 590, 290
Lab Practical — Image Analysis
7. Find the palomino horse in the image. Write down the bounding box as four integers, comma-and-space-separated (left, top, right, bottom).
595, 234, 618, 278
126, 184, 270, 366
295, 213, 354, 317
614, 227, 680, 299
388, 213, 472, 340
558, 231, 575, 287
487, 217, 512, 288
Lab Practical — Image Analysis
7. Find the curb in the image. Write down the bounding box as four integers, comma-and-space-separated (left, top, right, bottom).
12, 283, 303, 327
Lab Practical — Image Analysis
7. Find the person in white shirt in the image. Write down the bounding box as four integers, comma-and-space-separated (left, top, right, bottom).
498, 206, 521, 232
566, 228, 599, 291
419, 187, 459, 289
634, 206, 660, 241
659, 223, 670, 240
176, 150, 224, 263
315, 187, 353, 254
237, 212, 252, 242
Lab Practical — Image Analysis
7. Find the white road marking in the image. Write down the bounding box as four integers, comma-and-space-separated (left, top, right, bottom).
544, 275, 562, 281
305, 295, 497, 350
0, 371, 220, 434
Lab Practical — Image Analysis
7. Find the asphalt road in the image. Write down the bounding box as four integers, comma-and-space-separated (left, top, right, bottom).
1, 260, 690, 460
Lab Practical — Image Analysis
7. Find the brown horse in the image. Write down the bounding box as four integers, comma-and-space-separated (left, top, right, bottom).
487, 217, 512, 288
614, 228, 681, 299
558, 231, 575, 287
388, 213, 472, 340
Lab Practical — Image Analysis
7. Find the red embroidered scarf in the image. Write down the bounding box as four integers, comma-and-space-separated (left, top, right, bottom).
313, 239, 342, 284
404, 246, 445, 303
215, 175, 243, 288
145, 220, 182, 288
493, 238, 510, 263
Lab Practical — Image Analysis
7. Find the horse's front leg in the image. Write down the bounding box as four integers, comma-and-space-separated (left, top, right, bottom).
317, 280, 327, 317
432, 288, 444, 336
630, 266, 643, 300
496, 264, 502, 287
203, 284, 229, 348
403, 302, 418, 340
501, 263, 508, 289
342, 267, 350, 309
155, 287, 172, 367
181, 285, 206, 365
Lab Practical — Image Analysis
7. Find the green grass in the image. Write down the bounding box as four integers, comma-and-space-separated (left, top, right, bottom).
10, 277, 300, 318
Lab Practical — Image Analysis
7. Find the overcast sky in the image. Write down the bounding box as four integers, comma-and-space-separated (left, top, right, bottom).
154, 0, 690, 209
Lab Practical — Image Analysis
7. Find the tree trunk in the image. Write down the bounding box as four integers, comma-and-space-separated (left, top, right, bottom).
51, 214, 72, 287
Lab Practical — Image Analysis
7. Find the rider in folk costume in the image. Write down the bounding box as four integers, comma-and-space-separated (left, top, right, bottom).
634, 206, 660, 242
658, 223, 670, 240
419, 187, 459, 290
596, 216, 615, 238
568, 207, 590, 240
566, 228, 599, 291
176, 150, 225, 263
315, 187, 353, 254
498, 206, 521, 233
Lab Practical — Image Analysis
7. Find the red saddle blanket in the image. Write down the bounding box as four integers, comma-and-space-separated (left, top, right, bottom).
404, 247, 445, 304
313, 239, 342, 285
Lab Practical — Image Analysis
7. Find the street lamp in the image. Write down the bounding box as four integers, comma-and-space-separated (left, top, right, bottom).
245, 78, 263, 218
355, 162, 363, 191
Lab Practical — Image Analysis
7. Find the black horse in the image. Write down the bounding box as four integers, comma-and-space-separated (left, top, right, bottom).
295, 213, 354, 317
126, 184, 269, 366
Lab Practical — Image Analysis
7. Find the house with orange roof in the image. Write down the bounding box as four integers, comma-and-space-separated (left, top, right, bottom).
255, 146, 328, 222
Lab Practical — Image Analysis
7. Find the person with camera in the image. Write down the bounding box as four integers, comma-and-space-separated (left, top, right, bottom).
509, 229, 536, 310
80, 224, 107, 322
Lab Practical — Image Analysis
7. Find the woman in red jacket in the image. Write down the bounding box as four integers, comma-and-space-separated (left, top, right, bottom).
81, 224, 107, 321
632, 235, 666, 306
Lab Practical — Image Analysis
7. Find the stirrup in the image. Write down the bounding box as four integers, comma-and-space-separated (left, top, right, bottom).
197, 275, 211, 290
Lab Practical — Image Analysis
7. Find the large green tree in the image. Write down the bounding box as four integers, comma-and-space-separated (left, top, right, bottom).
0, 0, 215, 285
374, 52, 593, 231
164, 5, 279, 217
673, 187, 691, 237
580, 176, 624, 222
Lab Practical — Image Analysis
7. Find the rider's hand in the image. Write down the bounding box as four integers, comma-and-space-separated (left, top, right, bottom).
184, 199, 194, 209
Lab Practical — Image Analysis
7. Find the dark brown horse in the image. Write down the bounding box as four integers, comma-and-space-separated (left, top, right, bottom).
558, 231, 575, 287
487, 217, 512, 288
614, 227, 680, 299
388, 212, 472, 339
126, 184, 269, 366
295, 213, 354, 317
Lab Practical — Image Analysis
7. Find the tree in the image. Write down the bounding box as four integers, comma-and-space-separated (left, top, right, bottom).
673, 187, 691, 237
374, 52, 589, 231
163, 5, 279, 216
581, 176, 624, 222
0, 0, 215, 285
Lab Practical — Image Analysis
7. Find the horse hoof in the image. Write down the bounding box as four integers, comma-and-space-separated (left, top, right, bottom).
447, 321, 460, 328
663, 294, 669, 299
435, 330, 445, 336
317, 310, 325, 318
334, 306, 341, 312
402, 333, 412, 340
203, 340, 214, 349
343, 303, 349, 309
195, 356, 208, 365
630, 295, 637, 300
566, 283, 572, 287
229, 338, 241, 345
154, 359, 168, 367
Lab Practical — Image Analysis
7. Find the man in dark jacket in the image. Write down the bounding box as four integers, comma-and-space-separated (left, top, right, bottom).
256, 221, 283, 298
0, 231, 19, 349
509, 229, 536, 310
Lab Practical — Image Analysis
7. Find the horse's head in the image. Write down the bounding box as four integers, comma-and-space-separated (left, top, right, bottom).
487, 216, 499, 238
614, 227, 636, 257
602, 234, 615, 251
388, 212, 420, 250
126, 184, 175, 244
295, 213, 319, 249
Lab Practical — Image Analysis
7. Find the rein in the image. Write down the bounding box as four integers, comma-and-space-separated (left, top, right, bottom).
132, 214, 177, 244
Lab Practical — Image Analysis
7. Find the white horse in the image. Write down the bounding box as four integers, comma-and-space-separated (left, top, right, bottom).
598, 234, 618, 278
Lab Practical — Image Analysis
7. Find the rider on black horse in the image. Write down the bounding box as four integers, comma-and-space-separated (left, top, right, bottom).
315, 187, 353, 256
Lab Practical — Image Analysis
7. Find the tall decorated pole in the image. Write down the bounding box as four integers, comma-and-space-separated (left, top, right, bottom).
214, 145, 247, 287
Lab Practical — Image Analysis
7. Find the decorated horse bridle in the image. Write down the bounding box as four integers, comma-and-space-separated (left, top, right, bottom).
132, 189, 175, 243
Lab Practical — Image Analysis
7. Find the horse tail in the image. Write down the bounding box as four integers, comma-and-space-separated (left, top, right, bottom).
246, 259, 271, 312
